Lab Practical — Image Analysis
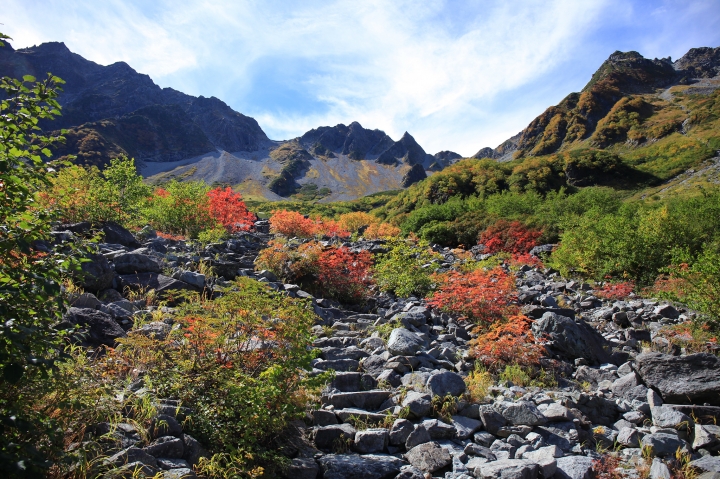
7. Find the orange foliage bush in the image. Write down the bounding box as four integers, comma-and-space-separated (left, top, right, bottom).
479, 219, 542, 254
364, 222, 401, 239
508, 252, 544, 269
338, 212, 377, 232
428, 267, 517, 324
471, 315, 543, 369
268, 210, 350, 238
207, 187, 256, 233
316, 247, 373, 302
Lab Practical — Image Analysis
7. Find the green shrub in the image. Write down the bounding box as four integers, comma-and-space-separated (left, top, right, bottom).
141, 180, 214, 238
373, 239, 441, 297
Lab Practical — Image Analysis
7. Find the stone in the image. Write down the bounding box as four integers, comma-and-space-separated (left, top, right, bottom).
426, 370, 466, 397
522, 445, 560, 478
421, 419, 456, 440
353, 428, 388, 453
693, 424, 720, 450
106, 447, 158, 468
535, 422, 580, 453
151, 414, 183, 438
617, 427, 640, 447
283, 457, 319, 479
179, 271, 206, 289
314, 423, 356, 450
113, 253, 161, 274
324, 390, 392, 410
405, 424, 432, 449
611, 372, 642, 401
156, 458, 191, 470
143, 436, 184, 458
543, 403, 573, 422
334, 408, 387, 424
636, 352, 720, 406
59, 307, 126, 347
402, 391, 432, 418
464, 443, 497, 461
651, 405, 692, 430
641, 433, 688, 457
531, 312, 611, 365
478, 404, 507, 435
181, 434, 208, 467
690, 455, 720, 473
477, 459, 540, 479
474, 431, 496, 447
102, 221, 141, 248
394, 465, 425, 479
78, 253, 115, 292
451, 416, 483, 440
650, 458, 672, 479
555, 455, 594, 479
312, 410, 338, 426
132, 321, 172, 340
317, 454, 406, 479
500, 401, 547, 426
388, 418, 414, 446
119, 273, 196, 297
405, 441, 453, 473
106, 462, 160, 478
654, 304, 680, 319
161, 469, 197, 478
387, 328, 425, 356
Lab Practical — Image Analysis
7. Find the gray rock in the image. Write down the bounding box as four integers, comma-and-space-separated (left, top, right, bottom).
102, 221, 141, 248
313, 410, 338, 426
635, 352, 720, 406
406, 424, 432, 450
651, 405, 693, 429
161, 469, 197, 479
314, 423, 356, 450
654, 304, 680, 319
143, 436, 184, 458
522, 445, 560, 478
451, 415, 483, 440
478, 404, 507, 435
317, 454, 405, 479
691, 455, 720, 473
641, 432, 689, 457
283, 457, 319, 479
389, 418, 414, 446
179, 271, 206, 289
617, 427, 640, 447
611, 372, 642, 401
181, 434, 208, 467
542, 403, 573, 422
421, 419, 456, 440
387, 328, 425, 356
474, 431, 496, 447
60, 307, 126, 347
119, 273, 196, 297
402, 391, 432, 418
104, 462, 160, 478
106, 447, 158, 468
535, 422, 580, 453
694, 424, 720, 450
156, 458, 191, 470
151, 414, 183, 438
650, 458, 672, 479
500, 401, 547, 426
324, 390, 392, 410
78, 253, 115, 291
405, 441, 452, 473
70, 292, 103, 309
426, 370, 466, 397
395, 465, 425, 479
555, 456, 594, 479
132, 321, 172, 340
334, 408, 387, 424
477, 459, 540, 479
353, 428, 388, 453
114, 253, 161, 274
531, 312, 611, 365
464, 443, 497, 461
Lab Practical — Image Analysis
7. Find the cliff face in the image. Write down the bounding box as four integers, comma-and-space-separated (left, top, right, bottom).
472, 47, 720, 161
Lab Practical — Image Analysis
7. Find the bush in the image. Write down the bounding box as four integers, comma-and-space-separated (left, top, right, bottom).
268, 210, 350, 239
373, 239, 441, 298
470, 315, 544, 370
363, 222, 401, 239
207, 186, 255, 233
338, 211, 377, 232
428, 267, 517, 324
478, 219, 543, 254
142, 181, 215, 238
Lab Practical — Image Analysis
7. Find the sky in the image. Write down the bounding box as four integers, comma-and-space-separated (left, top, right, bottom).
3, 0, 720, 156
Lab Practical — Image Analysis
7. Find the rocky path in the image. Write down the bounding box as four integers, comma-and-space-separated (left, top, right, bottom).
55, 220, 720, 479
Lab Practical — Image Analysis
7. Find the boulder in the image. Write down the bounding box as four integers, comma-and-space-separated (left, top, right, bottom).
635, 352, 720, 406
477, 459, 539, 479
283, 457, 319, 479
555, 456, 594, 479
316, 454, 405, 479
690, 455, 720, 474
426, 370, 466, 397
102, 221, 141, 248
387, 328, 425, 356
161, 469, 197, 479
118, 273, 196, 298
60, 307, 126, 347
113, 253, 161, 274
451, 415, 483, 440
106, 447, 158, 468
499, 401, 547, 426
651, 405, 693, 430
314, 424, 356, 450
388, 418, 414, 446
143, 436, 184, 458
78, 253, 115, 291
402, 391, 432, 418
353, 428, 388, 453
641, 433, 689, 457
405, 441, 452, 473
522, 446, 561, 478
478, 404, 507, 435
405, 424, 431, 449
131, 322, 172, 341
531, 312, 611, 365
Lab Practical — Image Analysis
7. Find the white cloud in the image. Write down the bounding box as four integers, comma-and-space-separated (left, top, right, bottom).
0, 0, 663, 155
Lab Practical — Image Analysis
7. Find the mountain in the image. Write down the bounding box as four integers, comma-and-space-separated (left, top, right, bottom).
473, 47, 720, 161
0, 41, 441, 201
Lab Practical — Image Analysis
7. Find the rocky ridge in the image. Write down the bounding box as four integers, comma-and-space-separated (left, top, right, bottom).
51, 220, 720, 479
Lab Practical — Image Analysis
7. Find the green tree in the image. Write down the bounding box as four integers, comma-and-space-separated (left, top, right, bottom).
0, 32, 79, 476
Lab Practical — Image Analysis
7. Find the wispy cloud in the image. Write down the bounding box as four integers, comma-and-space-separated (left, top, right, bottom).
3, 0, 719, 155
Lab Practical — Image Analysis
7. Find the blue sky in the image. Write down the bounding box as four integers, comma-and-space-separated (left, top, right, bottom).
3, 0, 720, 156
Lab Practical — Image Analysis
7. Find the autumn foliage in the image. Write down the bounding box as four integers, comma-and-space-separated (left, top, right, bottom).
207, 186, 256, 233
364, 222, 402, 239
479, 219, 542, 254
471, 315, 543, 369
269, 210, 350, 239
595, 281, 635, 300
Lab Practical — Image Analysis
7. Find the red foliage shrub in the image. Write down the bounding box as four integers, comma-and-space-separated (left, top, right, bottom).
428, 267, 517, 324
471, 314, 543, 369
508, 253, 544, 269
316, 219, 351, 239
364, 222, 402, 239
591, 454, 623, 479
207, 187, 256, 233
596, 281, 635, 300
479, 220, 542, 254
316, 247, 373, 302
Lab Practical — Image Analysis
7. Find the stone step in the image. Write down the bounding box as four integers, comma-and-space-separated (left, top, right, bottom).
323, 390, 393, 410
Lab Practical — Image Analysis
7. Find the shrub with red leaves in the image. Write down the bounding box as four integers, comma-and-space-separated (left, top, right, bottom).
428, 267, 517, 324
207, 187, 256, 233
316, 247, 373, 302
479, 220, 542, 254
471, 314, 544, 369
269, 210, 318, 238
596, 281, 634, 300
